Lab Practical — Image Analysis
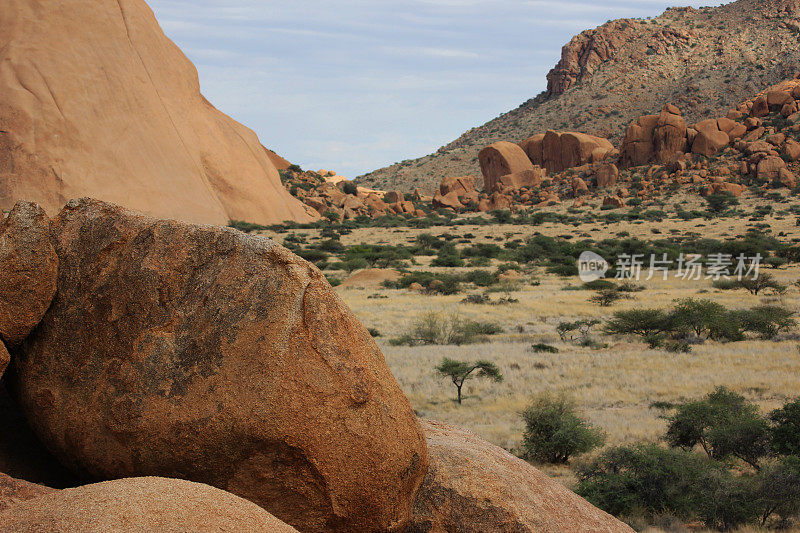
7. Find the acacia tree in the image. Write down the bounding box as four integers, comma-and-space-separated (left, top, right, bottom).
435, 358, 503, 404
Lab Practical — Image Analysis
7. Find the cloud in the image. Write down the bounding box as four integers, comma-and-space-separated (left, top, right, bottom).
148, 0, 726, 177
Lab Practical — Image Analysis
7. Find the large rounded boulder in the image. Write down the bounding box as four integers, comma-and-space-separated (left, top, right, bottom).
409, 420, 633, 533
0, 202, 58, 346
0, 477, 299, 532
9, 198, 428, 532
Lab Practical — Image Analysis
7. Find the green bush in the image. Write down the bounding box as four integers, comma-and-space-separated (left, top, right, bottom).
521, 394, 605, 464
390, 312, 502, 346
770, 398, 800, 456
662, 386, 770, 468
576, 444, 721, 520
530, 343, 559, 353
670, 298, 728, 338
603, 309, 671, 338
734, 306, 796, 339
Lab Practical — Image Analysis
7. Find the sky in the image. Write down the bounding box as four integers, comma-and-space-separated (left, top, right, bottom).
148, 0, 727, 178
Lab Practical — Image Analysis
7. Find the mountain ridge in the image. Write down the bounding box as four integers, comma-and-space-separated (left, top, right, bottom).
356, 0, 800, 192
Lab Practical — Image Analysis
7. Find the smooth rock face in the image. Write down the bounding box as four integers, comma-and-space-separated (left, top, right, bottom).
10, 198, 428, 533
0, 202, 58, 346
479, 142, 535, 193
409, 420, 634, 533
0, 0, 316, 225
0, 477, 299, 532
0, 472, 55, 513
521, 131, 613, 174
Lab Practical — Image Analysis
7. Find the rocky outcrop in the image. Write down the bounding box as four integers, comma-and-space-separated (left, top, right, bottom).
520, 131, 614, 174
433, 176, 480, 210
620, 114, 660, 168
0, 477, 299, 532
653, 104, 688, 163
0, 202, 58, 346
622, 105, 691, 167
691, 119, 730, 157
0, 0, 316, 225
9, 198, 428, 533
0, 473, 55, 513
546, 20, 636, 96
479, 142, 535, 194
408, 420, 634, 533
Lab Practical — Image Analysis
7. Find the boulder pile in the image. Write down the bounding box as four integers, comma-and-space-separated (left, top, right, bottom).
520, 131, 615, 173
0, 198, 634, 532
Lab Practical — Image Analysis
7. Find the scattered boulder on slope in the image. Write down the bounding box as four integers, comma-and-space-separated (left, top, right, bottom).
339, 269, 401, 290
479, 142, 535, 193
408, 420, 634, 533
0, 202, 58, 346
0, 0, 316, 225
9, 198, 428, 533
0, 473, 55, 513
0, 477, 299, 532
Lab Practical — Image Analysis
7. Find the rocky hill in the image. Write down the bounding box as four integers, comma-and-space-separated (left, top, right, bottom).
0, 0, 317, 225
357, 0, 800, 192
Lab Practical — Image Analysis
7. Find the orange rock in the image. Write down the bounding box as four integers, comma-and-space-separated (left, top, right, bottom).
707, 182, 744, 197
717, 117, 747, 139
9, 199, 429, 533
783, 140, 800, 162
603, 196, 625, 208
410, 420, 634, 532
0, 0, 316, 225
0, 473, 55, 513
0, 202, 59, 346
596, 164, 619, 188
479, 142, 534, 193
620, 114, 661, 167
525, 131, 613, 173
0, 342, 7, 381
653, 104, 688, 163
750, 95, 770, 117
439, 176, 476, 196
433, 191, 463, 211
767, 89, 793, 108
0, 477, 299, 532
572, 177, 590, 196
779, 168, 797, 188
498, 168, 545, 190
757, 156, 787, 180
384, 191, 405, 204
692, 125, 729, 157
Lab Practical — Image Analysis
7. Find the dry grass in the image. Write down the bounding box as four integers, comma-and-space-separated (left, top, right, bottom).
337, 266, 800, 457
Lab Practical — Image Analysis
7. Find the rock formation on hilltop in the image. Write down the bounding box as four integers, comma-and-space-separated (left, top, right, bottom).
0, 0, 317, 225
358, 0, 800, 192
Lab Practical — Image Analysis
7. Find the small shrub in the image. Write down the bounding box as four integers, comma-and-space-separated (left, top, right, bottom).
521, 394, 605, 464
530, 343, 559, 354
